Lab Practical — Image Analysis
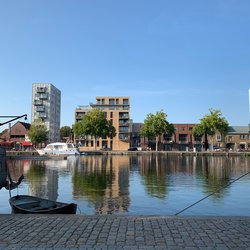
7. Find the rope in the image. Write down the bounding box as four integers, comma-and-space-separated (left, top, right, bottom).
175, 171, 250, 216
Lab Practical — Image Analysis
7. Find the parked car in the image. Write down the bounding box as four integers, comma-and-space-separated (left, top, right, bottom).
213, 146, 221, 151
128, 147, 138, 151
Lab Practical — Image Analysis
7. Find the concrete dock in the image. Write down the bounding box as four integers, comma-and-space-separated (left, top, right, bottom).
0, 215, 249, 249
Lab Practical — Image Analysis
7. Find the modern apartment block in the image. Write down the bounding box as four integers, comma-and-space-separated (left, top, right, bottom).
31, 83, 61, 143
75, 96, 130, 151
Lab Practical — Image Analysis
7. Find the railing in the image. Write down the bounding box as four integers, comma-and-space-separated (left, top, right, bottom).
39, 93, 48, 99
34, 100, 43, 105
119, 133, 129, 141
36, 106, 45, 112
37, 87, 46, 93
39, 113, 47, 118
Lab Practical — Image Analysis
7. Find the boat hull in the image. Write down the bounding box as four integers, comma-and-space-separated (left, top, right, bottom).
9, 195, 77, 214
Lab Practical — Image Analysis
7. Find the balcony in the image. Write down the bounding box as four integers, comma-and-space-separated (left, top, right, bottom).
119, 121, 129, 126
119, 133, 129, 141
38, 112, 47, 118
36, 106, 45, 112
34, 99, 43, 106
119, 113, 129, 119
37, 87, 46, 93
39, 93, 48, 100
119, 128, 129, 133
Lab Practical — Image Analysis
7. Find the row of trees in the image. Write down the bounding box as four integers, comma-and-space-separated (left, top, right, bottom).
27, 108, 229, 151
140, 109, 228, 151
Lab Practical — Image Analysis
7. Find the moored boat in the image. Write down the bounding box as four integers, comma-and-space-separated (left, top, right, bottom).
36, 142, 81, 156
9, 195, 77, 214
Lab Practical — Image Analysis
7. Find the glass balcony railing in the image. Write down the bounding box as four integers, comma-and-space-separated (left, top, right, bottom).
119, 133, 129, 141
36, 106, 45, 112
34, 100, 43, 105
37, 87, 46, 93
38, 113, 47, 118
39, 93, 48, 99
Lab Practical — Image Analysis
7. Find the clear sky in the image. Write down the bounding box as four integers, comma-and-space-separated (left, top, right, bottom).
0, 0, 250, 130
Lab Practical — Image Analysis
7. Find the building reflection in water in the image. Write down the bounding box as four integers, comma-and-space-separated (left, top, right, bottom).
25, 160, 61, 201
5, 155, 250, 215
72, 155, 130, 214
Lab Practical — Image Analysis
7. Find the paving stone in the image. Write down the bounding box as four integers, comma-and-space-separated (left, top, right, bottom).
0, 215, 250, 249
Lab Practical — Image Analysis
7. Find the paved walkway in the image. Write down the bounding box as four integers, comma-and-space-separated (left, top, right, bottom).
0, 215, 250, 249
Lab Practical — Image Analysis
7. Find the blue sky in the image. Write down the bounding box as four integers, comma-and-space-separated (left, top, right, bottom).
0, 0, 250, 130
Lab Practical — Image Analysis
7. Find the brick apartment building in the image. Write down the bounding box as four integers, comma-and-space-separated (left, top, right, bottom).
75, 96, 130, 151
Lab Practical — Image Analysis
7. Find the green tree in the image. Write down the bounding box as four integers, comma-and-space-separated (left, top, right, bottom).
28, 122, 48, 147
193, 109, 229, 150
140, 110, 174, 151
73, 109, 116, 150
60, 126, 72, 141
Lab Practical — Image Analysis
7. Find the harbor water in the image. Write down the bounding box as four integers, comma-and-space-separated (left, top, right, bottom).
1, 154, 250, 216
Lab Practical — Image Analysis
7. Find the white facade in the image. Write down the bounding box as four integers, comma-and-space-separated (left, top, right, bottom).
31, 83, 61, 143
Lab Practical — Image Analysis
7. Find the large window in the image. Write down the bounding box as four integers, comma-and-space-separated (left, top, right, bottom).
109, 99, 115, 105
123, 98, 129, 105
179, 134, 187, 142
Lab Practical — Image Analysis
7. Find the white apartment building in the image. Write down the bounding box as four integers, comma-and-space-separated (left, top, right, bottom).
31, 83, 61, 143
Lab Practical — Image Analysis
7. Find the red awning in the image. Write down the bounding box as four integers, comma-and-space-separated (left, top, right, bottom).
0, 141, 14, 146
21, 141, 33, 146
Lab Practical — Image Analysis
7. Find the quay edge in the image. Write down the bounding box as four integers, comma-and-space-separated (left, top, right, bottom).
5, 150, 250, 159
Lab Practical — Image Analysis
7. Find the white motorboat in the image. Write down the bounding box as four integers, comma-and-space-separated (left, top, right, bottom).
36, 142, 81, 156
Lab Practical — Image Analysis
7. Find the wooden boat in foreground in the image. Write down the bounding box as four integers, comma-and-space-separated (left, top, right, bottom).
9, 195, 77, 214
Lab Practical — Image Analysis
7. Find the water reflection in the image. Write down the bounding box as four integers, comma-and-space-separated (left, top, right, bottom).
26, 161, 58, 201
140, 155, 169, 199
1, 155, 250, 215
72, 156, 130, 214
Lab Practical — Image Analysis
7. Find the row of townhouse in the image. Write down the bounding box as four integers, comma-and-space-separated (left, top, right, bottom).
136, 124, 250, 152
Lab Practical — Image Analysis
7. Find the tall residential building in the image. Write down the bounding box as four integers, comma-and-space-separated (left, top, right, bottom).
75, 96, 130, 151
31, 83, 61, 143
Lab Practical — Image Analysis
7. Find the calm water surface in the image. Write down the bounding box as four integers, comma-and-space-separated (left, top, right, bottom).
1, 155, 250, 216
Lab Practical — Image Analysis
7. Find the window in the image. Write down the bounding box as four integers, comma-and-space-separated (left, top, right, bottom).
109, 99, 115, 105
194, 135, 201, 142
179, 134, 187, 142
123, 98, 129, 105
110, 112, 113, 118
163, 134, 172, 142
216, 134, 222, 141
